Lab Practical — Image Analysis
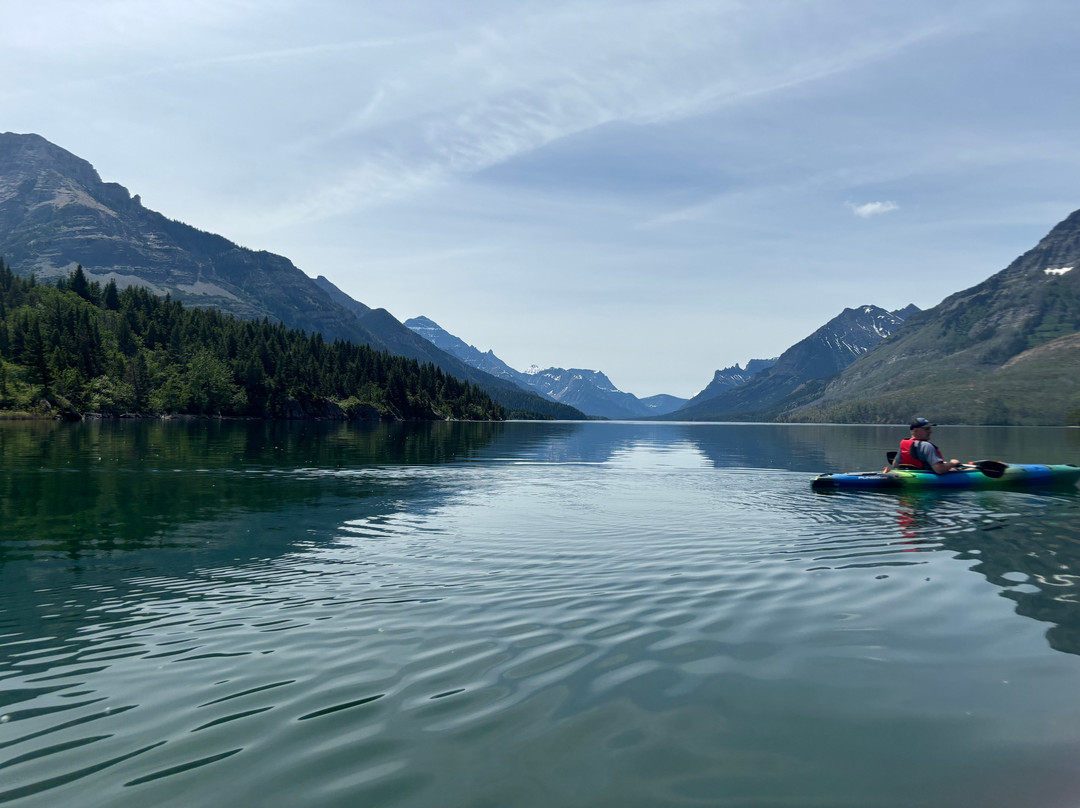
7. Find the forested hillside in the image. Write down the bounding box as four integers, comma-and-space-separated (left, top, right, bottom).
0, 262, 509, 421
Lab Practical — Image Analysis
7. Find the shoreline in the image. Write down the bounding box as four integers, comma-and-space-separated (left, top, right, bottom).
0, 410, 504, 424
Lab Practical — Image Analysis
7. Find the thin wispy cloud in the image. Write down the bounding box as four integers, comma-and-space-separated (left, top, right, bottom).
848, 201, 900, 218
263, 5, 949, 229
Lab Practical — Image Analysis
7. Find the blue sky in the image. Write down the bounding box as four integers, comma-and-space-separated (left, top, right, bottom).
4, 0, 1079, 397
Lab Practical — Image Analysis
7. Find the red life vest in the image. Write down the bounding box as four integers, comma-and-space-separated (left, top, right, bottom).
898, 438, 940, 470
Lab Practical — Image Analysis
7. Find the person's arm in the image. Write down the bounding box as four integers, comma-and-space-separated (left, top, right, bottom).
930, 458, 962, 474
916, 441, 961, 474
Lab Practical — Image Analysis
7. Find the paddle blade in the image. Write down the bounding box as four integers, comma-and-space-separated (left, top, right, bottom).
971, 460, 1008, 479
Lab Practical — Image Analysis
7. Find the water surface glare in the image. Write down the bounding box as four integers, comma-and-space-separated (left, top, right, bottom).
3, 420, 1080, 807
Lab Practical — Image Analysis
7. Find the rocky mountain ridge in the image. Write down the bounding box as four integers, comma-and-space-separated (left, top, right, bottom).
404, 316, 524, 385
682, 359, 778, 409
672, 304, 917, 420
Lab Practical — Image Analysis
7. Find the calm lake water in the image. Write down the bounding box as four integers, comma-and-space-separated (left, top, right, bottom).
3, 420, 1080, 807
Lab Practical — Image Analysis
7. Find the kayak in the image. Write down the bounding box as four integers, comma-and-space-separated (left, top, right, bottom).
811, 462, 1080, 490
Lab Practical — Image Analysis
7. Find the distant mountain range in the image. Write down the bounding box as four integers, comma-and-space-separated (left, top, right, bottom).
4, 132, 1078, 424
0, 132, 583, 420
404, 316, 687, 418
522, 366, 668, 419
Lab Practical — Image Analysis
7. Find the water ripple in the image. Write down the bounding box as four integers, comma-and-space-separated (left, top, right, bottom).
2, 424, 1080, 807
122, 748, 242, 787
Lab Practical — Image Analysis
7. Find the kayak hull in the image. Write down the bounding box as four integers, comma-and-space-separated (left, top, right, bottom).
811, 464, 1080, 490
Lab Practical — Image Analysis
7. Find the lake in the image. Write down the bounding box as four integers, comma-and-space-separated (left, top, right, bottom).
2, 420, 1080, 807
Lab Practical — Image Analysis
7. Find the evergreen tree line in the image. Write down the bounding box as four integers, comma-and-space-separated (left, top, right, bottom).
0, 261, 506, 421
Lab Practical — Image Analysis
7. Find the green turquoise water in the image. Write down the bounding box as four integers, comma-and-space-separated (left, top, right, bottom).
3, 420, 1080, 807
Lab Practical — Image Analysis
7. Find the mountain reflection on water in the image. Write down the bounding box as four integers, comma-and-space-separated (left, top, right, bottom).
0, 419, 502, 560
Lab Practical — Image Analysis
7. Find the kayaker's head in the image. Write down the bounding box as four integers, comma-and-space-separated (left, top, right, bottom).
909, 416, 935, 439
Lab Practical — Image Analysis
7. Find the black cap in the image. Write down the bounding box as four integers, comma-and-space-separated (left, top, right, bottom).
909, 417, 935, 429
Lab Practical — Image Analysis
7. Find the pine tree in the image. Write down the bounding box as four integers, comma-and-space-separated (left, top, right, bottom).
70, 265, 92, 301
103, 279, 120, 311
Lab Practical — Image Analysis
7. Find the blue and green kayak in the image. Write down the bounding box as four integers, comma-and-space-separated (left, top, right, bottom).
811, 462, 1080, 490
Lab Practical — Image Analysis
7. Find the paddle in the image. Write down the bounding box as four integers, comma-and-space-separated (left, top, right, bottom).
967, 460, 1008, 479
885, 452, 1008, 478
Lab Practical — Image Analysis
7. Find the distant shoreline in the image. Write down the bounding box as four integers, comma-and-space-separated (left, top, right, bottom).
0, 410, 501, 424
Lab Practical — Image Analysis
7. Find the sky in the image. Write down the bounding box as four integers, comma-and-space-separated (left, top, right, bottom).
4, 0, 1080, 398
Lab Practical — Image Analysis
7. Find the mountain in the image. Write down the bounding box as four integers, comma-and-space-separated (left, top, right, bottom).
776, 210, 1080, 425
0, 131, 583, 419
671, 304, 916, 420
520, 367, 650, 419
520, 366, 685, 418
0, 133, 384, 345
682, 358, 778, 410
404, 316, 688, 418
402, 316, 523, 384
891, 303, 920, 321
639, 394, 690, 415
309, 276, 467, 369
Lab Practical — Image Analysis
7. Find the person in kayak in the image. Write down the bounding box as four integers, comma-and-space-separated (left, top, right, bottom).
896, 417, 963, 474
